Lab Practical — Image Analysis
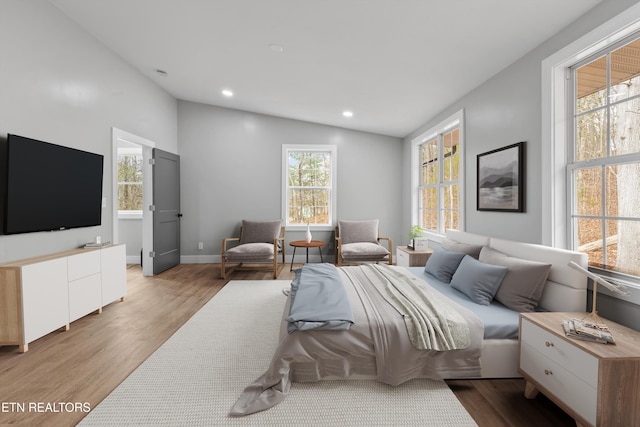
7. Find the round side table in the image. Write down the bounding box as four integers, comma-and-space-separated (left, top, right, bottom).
289, 240, 325, 271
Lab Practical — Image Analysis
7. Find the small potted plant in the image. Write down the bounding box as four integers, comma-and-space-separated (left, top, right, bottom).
408, 225, 423, 250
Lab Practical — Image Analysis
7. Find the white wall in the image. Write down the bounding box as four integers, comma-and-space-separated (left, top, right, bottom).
177, 101, 403, 261
0, 0, 178, 263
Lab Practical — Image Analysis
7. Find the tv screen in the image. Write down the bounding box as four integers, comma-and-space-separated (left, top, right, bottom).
3, 134, 104, 235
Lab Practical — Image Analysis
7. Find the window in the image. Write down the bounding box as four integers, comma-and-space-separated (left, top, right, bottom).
282, 145, 337, 229
569, 35, 640, 277
412, 110, 464, 235
117, 147, 143, 218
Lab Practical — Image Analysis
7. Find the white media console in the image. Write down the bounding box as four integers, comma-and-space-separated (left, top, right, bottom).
0, 244, 126, 352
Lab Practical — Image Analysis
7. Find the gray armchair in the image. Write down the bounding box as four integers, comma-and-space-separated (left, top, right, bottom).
221, 219, 285, 279
335, 219, 392, 266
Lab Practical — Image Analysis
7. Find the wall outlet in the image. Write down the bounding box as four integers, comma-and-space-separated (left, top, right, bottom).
198, 242, 203, 250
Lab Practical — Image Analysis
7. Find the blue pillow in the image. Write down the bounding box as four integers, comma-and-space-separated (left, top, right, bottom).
424, 248, 466, 283
450, 255, 509, 305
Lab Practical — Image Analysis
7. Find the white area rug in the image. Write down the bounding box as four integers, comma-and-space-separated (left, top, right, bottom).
79, 280, 478, 426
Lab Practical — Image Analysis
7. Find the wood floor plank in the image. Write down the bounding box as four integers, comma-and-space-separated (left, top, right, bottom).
0, 263, 573, 426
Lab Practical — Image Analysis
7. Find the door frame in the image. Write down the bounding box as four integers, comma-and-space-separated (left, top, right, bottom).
111, 127, 156, 276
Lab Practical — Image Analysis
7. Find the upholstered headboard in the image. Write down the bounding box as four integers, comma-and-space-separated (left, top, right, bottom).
444, 230, 588, 312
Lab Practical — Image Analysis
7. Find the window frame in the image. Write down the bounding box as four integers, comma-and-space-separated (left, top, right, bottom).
543, 3, 640, 293
117, 146, 144, 220
543, 3, 640, 249
567, 34, 640, 279
282, 144, 337, 231
411, 109, 465, 236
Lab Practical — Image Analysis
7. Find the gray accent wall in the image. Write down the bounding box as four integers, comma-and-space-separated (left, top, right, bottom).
177, 101, 403, 261
0, 0, 177, 263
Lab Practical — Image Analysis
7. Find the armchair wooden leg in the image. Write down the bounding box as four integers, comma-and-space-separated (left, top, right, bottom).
220, 257, 240, 279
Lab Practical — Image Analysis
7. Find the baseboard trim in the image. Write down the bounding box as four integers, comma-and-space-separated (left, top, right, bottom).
128, 254, 336, 265
179, 254, 333, 264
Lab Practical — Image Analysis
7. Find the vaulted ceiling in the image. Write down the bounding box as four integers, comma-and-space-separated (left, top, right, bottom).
50, 0, 602, 137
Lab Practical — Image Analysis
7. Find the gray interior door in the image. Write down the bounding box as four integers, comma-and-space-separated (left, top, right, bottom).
152, 148, 181, 274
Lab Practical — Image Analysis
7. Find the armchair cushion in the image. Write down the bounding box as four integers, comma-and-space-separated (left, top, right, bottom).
239, 219, 282, 244
224, 243, 275, 262
341, 242, 389, 261
339, 219, 379, 244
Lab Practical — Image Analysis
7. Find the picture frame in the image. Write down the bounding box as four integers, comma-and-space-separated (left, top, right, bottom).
477, 142, 525, 212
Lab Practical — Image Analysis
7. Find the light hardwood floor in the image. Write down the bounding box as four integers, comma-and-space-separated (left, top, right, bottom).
0, 263, 574, 426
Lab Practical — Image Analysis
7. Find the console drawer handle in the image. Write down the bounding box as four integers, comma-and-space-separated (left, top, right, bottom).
544, 369, 553, 376
545, 341, 554, 347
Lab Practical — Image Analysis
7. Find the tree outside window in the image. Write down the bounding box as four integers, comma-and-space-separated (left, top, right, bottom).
118, 149, 143, 213
419, 128, 461, 234
283, 145, 336, 228
571, 35, 640, 277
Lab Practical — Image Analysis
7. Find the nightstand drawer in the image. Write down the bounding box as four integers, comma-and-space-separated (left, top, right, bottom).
521, 319, 598, 387
521, 342, 597, 424
520, 312, 640, 427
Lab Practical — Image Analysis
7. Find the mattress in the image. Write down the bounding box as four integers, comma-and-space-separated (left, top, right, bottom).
407, 267, 520, 339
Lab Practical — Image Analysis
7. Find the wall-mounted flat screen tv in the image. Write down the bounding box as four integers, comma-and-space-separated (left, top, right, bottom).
2, 134, 104, 235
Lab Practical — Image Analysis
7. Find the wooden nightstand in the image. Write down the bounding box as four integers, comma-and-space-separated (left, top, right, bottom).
518, 312, 640, 427
396, 246, 432, 267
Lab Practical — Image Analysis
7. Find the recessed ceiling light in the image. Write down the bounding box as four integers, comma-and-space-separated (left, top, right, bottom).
342, 111, 354, 118
269, 43, 284, 52
222, 89, 234, 97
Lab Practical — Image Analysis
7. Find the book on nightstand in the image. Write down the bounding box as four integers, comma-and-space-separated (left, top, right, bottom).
562, 318, 615, 344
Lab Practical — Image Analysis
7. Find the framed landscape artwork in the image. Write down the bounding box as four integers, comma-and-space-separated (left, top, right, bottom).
477, 142, 525, 212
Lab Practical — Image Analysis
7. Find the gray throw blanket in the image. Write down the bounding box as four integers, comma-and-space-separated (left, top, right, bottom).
349, 264, 471, 351
286, 263, 354, 332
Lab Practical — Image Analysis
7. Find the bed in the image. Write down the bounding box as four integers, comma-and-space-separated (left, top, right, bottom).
230, 230, 588, 416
